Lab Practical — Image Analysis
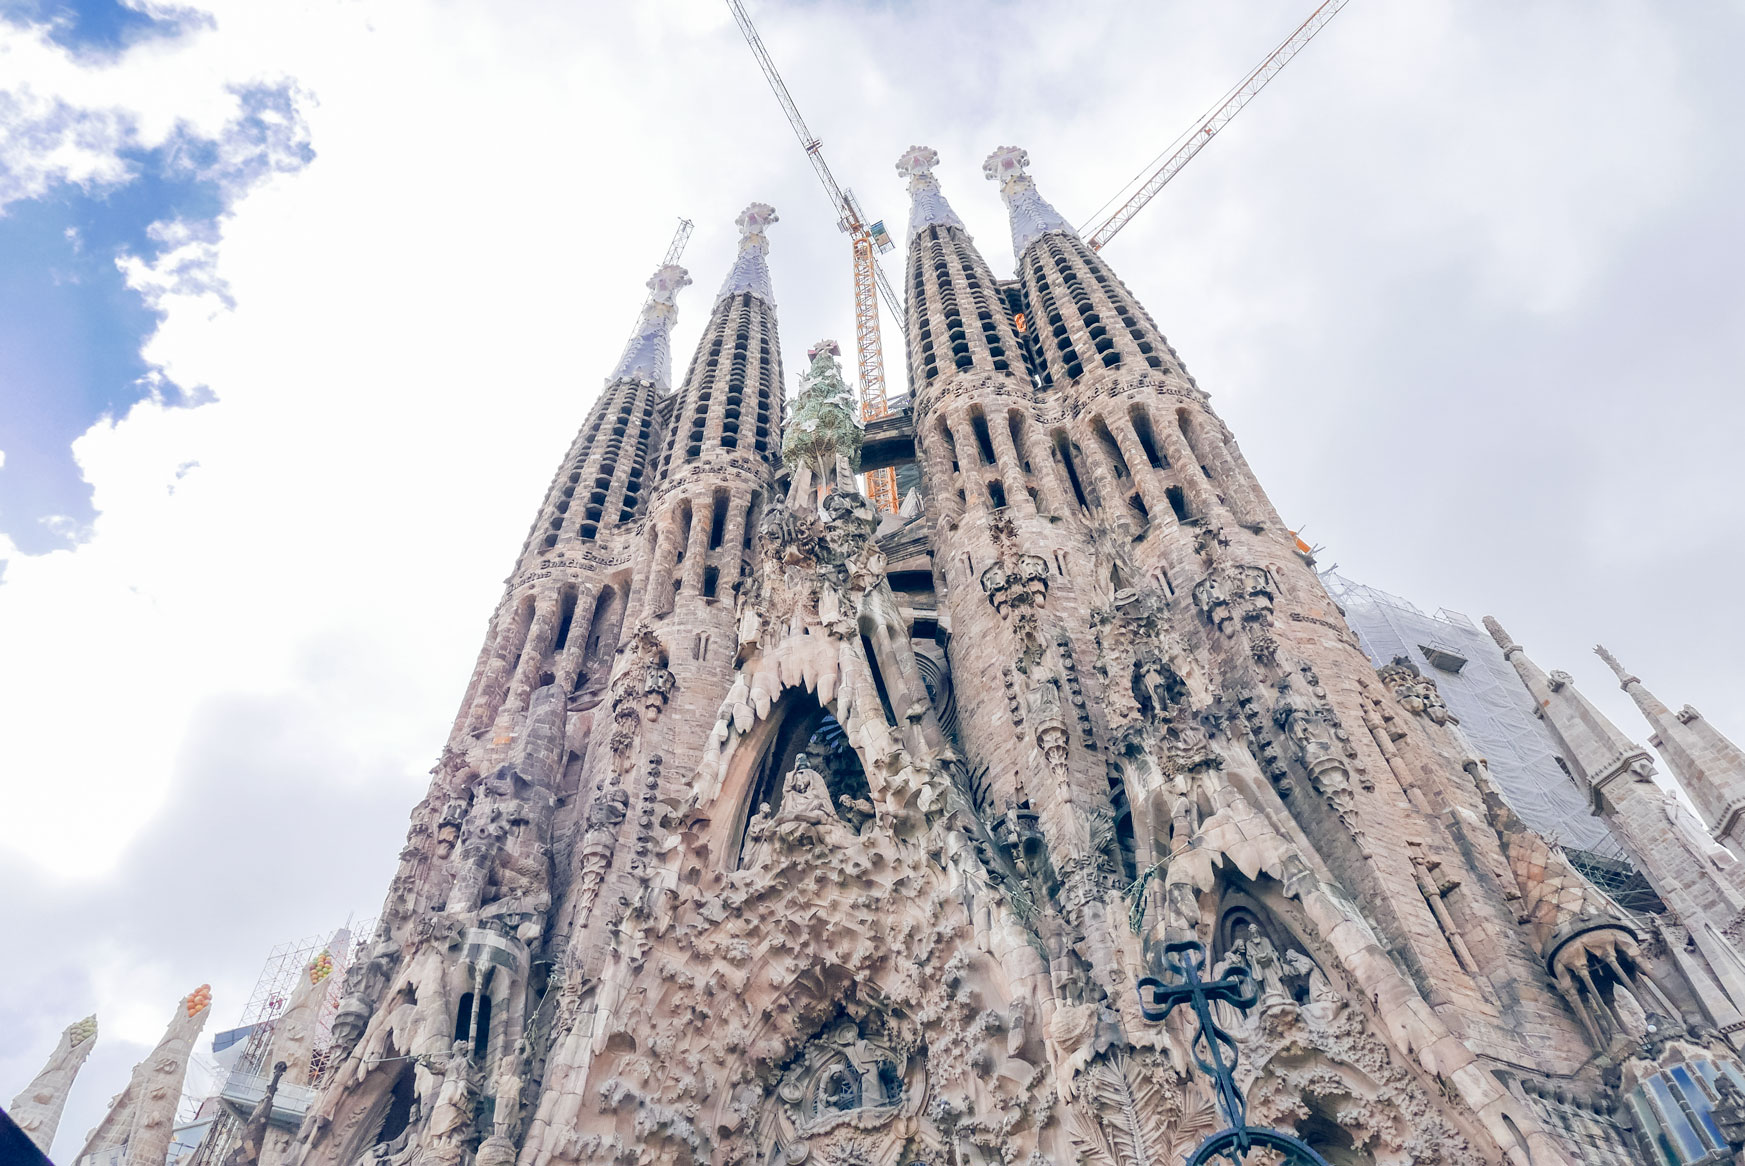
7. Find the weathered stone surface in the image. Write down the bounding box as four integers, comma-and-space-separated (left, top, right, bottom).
7, 1014, 96, 1153
251, 155, 1745, 1166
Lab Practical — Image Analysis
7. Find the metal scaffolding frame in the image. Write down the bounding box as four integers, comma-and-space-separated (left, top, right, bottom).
183, 921, 373, 1166
1321, 571, 1624, 857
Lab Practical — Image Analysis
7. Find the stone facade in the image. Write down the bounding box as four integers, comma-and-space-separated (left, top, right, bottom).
260, 146, 1745, 1166
8, 1014, 96, 1154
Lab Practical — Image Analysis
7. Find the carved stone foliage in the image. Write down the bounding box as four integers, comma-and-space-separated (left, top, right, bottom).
1063, 1048, 1218, 1166
1089, 586, 1199, 755
1240, 1005, 1487, 1166
980, 515, 1050, 620
1268, 665, 1369, 831
543, 805, 1057, 1166
1191, 563, 1275, 638
1378, 657, 1456, 725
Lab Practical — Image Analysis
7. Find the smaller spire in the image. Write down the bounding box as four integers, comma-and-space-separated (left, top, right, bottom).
717, 202, 778, 306
1482, 615, 1519, 657
1486, 615, 1654, 791
983, 145, 1075, 256
1595, 645, 1745, 840
610, 263, 692, 387
9, 1014, 98, 1153
896, 146, 965, 240
1595, 644, 1638, 688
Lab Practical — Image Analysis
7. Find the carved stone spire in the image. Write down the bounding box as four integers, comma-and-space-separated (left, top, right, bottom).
895, 146, 965, 240
609, 263, 692, 387
77, 986, 212, 1166
8, 1014, 97, 1153
1484, 616, 1652, 794
716, 202, 778, 305
1597, 644, 1745, 846
983, 145, 1075, 256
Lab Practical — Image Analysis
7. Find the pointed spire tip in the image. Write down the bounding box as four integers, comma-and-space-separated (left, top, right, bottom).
983, 145, 1074, 254
897, 145, 964, 240
1483, 615, 1517, 655
719, 203, 778, 306
1595, 644, 1638, 688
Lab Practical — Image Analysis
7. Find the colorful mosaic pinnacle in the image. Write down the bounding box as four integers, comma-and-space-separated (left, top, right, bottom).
28, 145, 1745, 1166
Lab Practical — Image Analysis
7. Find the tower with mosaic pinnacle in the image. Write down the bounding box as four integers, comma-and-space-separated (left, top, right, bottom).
278, 143, 1745, 1166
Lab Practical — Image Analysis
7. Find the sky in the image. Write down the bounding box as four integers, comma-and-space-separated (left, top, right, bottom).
1, 0, 1742, 1157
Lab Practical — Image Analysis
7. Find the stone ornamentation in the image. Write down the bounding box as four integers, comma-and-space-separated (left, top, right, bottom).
134, 163, 1745, 1166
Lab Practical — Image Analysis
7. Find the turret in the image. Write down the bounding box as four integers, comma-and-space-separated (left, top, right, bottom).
516, 262, 691, 565
1486, 617, 1745, 1023
640, 204, 783, 620
8, 1014, 97, 1154
1597, 644, 1745, 854
1484, 617, 1655, 802
894, 146, 1047, 523
982, 146, 1280, 534
78, 987, 211, 1166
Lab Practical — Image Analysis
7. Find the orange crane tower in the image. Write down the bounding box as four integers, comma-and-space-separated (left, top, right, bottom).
725, 0, 903, 513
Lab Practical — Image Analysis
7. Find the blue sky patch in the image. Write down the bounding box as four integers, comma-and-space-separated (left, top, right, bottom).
0, 0, 202, 57
0, 79, 313, 554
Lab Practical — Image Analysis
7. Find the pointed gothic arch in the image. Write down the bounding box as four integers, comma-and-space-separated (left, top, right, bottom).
730, 688, 873, 866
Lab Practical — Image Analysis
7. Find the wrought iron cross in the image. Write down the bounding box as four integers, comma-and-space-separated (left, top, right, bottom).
1136, 939, 1332, 1166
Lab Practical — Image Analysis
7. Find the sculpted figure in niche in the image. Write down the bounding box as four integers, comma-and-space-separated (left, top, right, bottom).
1663, 788, 1737, 869
1193, 573, 1234, 636
426, 1039, 482, 1153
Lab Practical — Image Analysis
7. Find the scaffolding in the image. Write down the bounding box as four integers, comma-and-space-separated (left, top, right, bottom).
1567, 848, 1668, 917
184, 921, 373, 1166
1321, 571, 1625, 858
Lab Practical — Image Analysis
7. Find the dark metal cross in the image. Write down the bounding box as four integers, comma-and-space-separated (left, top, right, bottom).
1137, 939, 1257, 1133
1136, 939, 1332, 1166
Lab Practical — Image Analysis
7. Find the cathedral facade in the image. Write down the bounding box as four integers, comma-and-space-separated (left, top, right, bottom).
232, 146, 1745, 1166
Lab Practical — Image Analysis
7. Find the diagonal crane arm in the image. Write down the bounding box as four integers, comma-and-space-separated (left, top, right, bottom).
726, 0, 903, 512
1082, 0, 1350, 251
726, 0, 850, 226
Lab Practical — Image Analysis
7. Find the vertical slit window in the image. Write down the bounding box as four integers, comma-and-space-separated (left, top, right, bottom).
970, 410, 997, 466
1054, 430, 1090, 512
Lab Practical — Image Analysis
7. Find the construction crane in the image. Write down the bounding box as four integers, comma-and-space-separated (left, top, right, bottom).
614, 217, 694, 375
1082, 0, 1350, 250
725, 0, 902, 514
661, 217, 694, 267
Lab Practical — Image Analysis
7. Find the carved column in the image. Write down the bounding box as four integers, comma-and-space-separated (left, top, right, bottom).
1070, 420, 1125, 517
680, 492, 714, 596
946, 412, 992, 511
1020, 421, 1073, 519
626, 525, 657, 620
643, 516, 681, 618
554, 582, 602, 695
986, 408, 1039, 518
718, 486, 752, 597
468, 598, 534, 731
917, 425, 965, 521
1156, 409, 1220, 521
1189, 411, 1262, 527
505, 593, 561, 713
1224, 437, 1287, 529
1108, 409, 1176, 527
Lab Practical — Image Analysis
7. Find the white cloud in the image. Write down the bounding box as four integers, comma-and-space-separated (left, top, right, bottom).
2, 1, 1742, 1158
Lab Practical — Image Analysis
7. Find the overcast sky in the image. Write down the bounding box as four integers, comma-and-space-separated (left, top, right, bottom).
3, 0, 1742, 1157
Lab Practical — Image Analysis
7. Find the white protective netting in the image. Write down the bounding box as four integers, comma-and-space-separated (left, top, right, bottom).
1321, 571, 1623, 857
